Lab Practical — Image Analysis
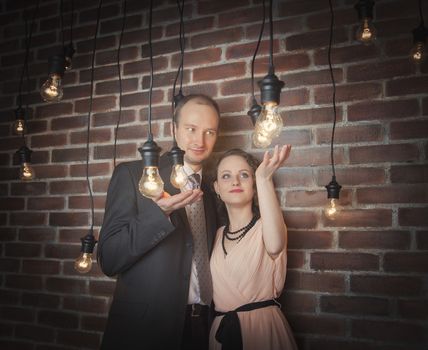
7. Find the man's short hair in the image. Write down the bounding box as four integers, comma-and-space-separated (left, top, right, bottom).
174, 94, 220, 125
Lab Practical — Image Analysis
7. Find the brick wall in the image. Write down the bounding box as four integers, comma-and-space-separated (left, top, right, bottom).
1, 0, 427, 349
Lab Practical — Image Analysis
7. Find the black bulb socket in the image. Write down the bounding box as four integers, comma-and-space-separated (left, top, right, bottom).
15, 107, 25, 120
325, 176, 342, 199
80, 233, 97, 254
48, 54, 65, 77
16, 146, 33, 164
258, 72, 285, 106
168, 144, 185, 166
138, 139, 161, 167
247, 102, 262, 125
173, 91, 185, 108
64, 43, 75, 60
412, 24, 428, 44
355, 0, 374, 20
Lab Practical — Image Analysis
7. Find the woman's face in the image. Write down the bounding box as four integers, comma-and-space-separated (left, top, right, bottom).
214, 155, 255, 208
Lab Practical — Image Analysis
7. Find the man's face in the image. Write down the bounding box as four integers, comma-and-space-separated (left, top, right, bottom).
174, 100, 219, 171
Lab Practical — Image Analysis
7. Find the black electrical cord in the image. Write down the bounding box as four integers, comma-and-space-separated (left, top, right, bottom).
419, 0, 424, 25
60, 0, 65, 48
147, 0, 154, 141
250, 0, 266, 103
268, 0, 274, 72
86, 0, 103, 235
328, 0, 337, 178
113, 0, 127, 167
70, 0, 74, 45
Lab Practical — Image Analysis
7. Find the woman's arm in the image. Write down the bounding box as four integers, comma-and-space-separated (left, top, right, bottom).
255, 145, 291, 258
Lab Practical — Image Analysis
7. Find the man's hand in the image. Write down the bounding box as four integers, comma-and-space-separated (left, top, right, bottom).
152, 189, 203, 216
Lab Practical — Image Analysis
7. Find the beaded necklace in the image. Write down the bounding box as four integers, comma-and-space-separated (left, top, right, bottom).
222, 215, 259, 256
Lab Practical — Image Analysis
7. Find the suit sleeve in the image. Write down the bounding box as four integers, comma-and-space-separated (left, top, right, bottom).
97, 163, 176, 277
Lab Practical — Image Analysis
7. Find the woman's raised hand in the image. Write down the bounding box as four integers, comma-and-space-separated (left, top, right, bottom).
255, 145, 291, 181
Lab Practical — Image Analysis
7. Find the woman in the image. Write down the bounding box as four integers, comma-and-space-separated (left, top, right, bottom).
209, 145, 298, 350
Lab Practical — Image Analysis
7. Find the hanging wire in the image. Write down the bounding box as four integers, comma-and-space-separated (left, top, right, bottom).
268, 0, 274, 72
171, 0, 185, 143
113, 0, 127, 167
419, 0, 424, 25
60, 0, 65, 48
147, 0, 154, 140
328, 0, 337, 178
70, 0, 74, 45
86, 0, 103, 235
250, 0, 266, 103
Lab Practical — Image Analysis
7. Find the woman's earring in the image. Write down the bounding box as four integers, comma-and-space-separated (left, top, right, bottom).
216, 193, 221, 199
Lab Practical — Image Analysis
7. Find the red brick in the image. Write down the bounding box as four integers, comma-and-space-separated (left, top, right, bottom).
384, 36, 413, 57
22, 259, 60, 274
219, 115, 253, 133
416, 231, 428, 249
121, 90, 163, 108
62, 84, 91, 100
142, 70, 190, 89
70, 162, 111, 177
10, 212, 46, 226
36, 103, 73, 118
324, 209, 392, 227
348, 99, 420, 121
279, 0, 331, 16
220, 78, 253, 97
316, 124, 382, 145
142, 38, 180, 59
214, 135, 248, 152
351, 319, 426, 343
30, 134, 67, 148
386, 76, 428, 96
38, 310, 79, 329
27, 197, 65, 210
350, 275, 423, 296
58, 229, 90, 243
5, 274, 43, 290
384, 252, 428, 273
123, 56, 168, 76
281, 88, 309, 106
311, 252, 379, 271
21, 292, 60, 308
93, 143, 137, 160
0, 197, 24, 210
284, 68, 343, 89
314, 45, 379, 66
289, 314, 346, 337
70, 128, 112, 144
288, 230, 333, 249
19, 228, 56, 242
79, 65, 118, 84
286, 106, 343, 126
307, 8, 356, 29
286, 29, 348, 51
171, 83, 218, 99
56, 329, 100, 349
287, 251, 305, 269
226, 39, 280, 60
399, 208, 428, 226
317, 167, 386, 187
273, 168, 315, 187
63, 296, 108, 313
166, 17, 215, 37
191, 27, 244, 49
283, 146, 344, 167
93, 110, 136, 127
50, 212, 88, 227
320, 295, 389, 316
350, 144, 419, 164
286, 189, 351, 208
194, 62, 246, 82
95, 78, 139, 95
0, 258, 20, 272
0, 136, 26, 151
46, 277, 87, 294
216, 96, 246, 114
276, 129, 312, 146
81, 315, 108, 332
100, 14, 142, 35
51, 115, 87, 130
76, 35, 116, 53
0, 306, 35, 322
93, 178, 111, 193
52, 148, 87, 163
339, 230, 410, 250
45, 243, 80, 259
171, 48, 222, 68
89, 280, 116, 297
79, 4, 119, 23
376, 18, 417, 38
280, 291, 316, 313
122, 25, 162, 45
347, 59, 414, 82
50, 180, 88, 194
283, 210, 318, 229
398, 299, 428, 320
74, 96, 117, 113
358, 185, 428, 204
139, 105, 172, 122
315, 83, 382, 104
68, 195, 106, 210
390, 120, 428, 140
197, 0, 248, 15
32, 165, 68, 179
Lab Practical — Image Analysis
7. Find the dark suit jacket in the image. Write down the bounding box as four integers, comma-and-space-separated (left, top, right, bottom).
97, 155, 217, 350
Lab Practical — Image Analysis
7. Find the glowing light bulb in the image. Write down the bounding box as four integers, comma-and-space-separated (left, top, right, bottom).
13, 119, 26, 135
410, 41, 426, 63
324, 198, 342, 220
74, 252, 93, 274
170, 164, 188, 189
19, 162, 35, 181
139, 166, 164, 199
254, 103, 283, 139
356, 18, 377, 45
40, 74, 63, 103
252, 130, 273, 148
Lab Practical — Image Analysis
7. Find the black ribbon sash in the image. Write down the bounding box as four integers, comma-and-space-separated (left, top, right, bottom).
214, 299, 278, 350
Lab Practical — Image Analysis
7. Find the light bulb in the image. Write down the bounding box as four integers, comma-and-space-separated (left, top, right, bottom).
254, 103, 283, 139
74, 252, 93, 274
356, 18, 377, 45
13, 119, 26, 135
410, 42, 426, 63
252, 130, 272, 148
19, 162, 35, 181
170, 164, 188, 189
324, 198, 342, 220
40, 74, 63, 103
139, 166, 164, 199
64, 56, 73, 71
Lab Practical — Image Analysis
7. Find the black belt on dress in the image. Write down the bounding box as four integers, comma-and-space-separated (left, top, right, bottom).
214, 299, 278, 350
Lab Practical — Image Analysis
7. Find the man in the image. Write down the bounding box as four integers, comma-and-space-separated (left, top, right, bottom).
97, 94, 220, 350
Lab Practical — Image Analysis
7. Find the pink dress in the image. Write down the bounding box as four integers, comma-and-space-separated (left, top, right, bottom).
209, 219, 298, 350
